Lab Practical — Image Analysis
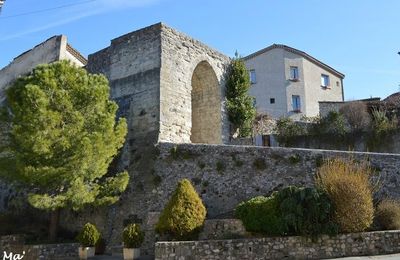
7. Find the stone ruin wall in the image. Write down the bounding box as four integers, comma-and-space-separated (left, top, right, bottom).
158, 25, 230, 144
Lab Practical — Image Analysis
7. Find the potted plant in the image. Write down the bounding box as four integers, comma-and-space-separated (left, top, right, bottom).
77, 222, 101, 259
122, 223, 144, 260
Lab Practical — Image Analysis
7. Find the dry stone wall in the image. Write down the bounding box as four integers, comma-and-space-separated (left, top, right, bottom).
155, 230, 400, 260
60, 142, 400, 257
151, 143, 400, 217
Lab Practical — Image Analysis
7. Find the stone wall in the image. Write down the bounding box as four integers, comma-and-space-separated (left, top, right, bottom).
59, 142, 400, 257
159, 24, 230, 144
22, 243, 79, 260
0, 35, 85, 104
155, 230, 400, 260
87, 23, 163, 168
0, 235, 78, 260
86, 22, 230, 166
151, 143, 400, 217
319, 101, 346, 117
198, 219, 248, 240
282, 130, 400, 154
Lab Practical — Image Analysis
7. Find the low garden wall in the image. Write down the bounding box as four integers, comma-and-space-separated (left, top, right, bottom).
198, 219, 247, 240
284, 131, 400, 154
0, 235, 78, 260
155, 230, 400, 260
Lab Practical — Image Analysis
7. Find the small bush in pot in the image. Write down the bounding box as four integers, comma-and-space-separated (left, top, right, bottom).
77, 223, 100, 259
123, 224, 144, 248
122, 224, 144, 260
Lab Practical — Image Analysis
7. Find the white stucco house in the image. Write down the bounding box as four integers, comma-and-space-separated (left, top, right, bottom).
244, 44, 345, 120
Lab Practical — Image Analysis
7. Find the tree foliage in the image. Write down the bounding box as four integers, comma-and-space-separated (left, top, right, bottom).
226, 55, 256, 137
274, 117, 306, 145
0, 61, 129, 212
156, 178, 206, 239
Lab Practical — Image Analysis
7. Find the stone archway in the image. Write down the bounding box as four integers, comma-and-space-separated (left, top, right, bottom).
191, 61, 222, 144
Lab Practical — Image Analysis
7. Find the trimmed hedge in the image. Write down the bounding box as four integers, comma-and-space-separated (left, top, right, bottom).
76, 223, 100, 247
123, 223, 144, 248
235, 186, 337, 236
156, 179, 206, 239
235, 196, 286, 235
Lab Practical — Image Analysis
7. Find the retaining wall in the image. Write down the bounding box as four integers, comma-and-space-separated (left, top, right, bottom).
155, 230, 400, 260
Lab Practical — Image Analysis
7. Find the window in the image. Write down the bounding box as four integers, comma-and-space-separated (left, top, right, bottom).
336, 81, 340, 87
292, 95, 301, 112
249, 70, 256, 84
270, 98, 275, 104
290, 66, 299, 80
321, 74, 330, 87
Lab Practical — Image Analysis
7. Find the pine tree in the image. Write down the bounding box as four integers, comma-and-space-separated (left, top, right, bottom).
226, 54, 256, 137
0, 61, 129, 240
156, 179, 206, 239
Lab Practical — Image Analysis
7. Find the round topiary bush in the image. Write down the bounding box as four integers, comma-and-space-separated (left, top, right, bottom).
77, 223, 101, 247
376, 199, 400, 230
156, 178, 206, 239
123, 224, 144, 248
235, 195, 286, 235
316, 158, 374, 233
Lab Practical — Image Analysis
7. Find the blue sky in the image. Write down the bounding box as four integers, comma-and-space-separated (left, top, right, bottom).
0, 0, 399, 100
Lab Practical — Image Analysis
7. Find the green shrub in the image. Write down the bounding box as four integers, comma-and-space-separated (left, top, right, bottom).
275, 186, 338, 236
316, 158, 374, 233
376, 199, 400, 230
274, 117, 305, 145
76, 223, 101, 247
122, 224, 144, 248
371, 108, 397, 135
226, 55, 256, 137
235, 195, 286, 235
156, 179, 206, 239
310, 111, 348, 136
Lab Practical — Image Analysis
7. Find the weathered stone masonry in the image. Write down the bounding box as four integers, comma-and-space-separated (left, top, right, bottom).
60, 142, 400, 255
155, 230, 400, 260
86, 23, 230, 169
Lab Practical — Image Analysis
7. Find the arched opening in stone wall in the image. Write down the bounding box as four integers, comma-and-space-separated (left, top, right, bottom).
191, 61, 222, 144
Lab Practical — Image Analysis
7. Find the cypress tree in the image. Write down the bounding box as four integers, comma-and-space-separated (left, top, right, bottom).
226, 53, 256, 137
